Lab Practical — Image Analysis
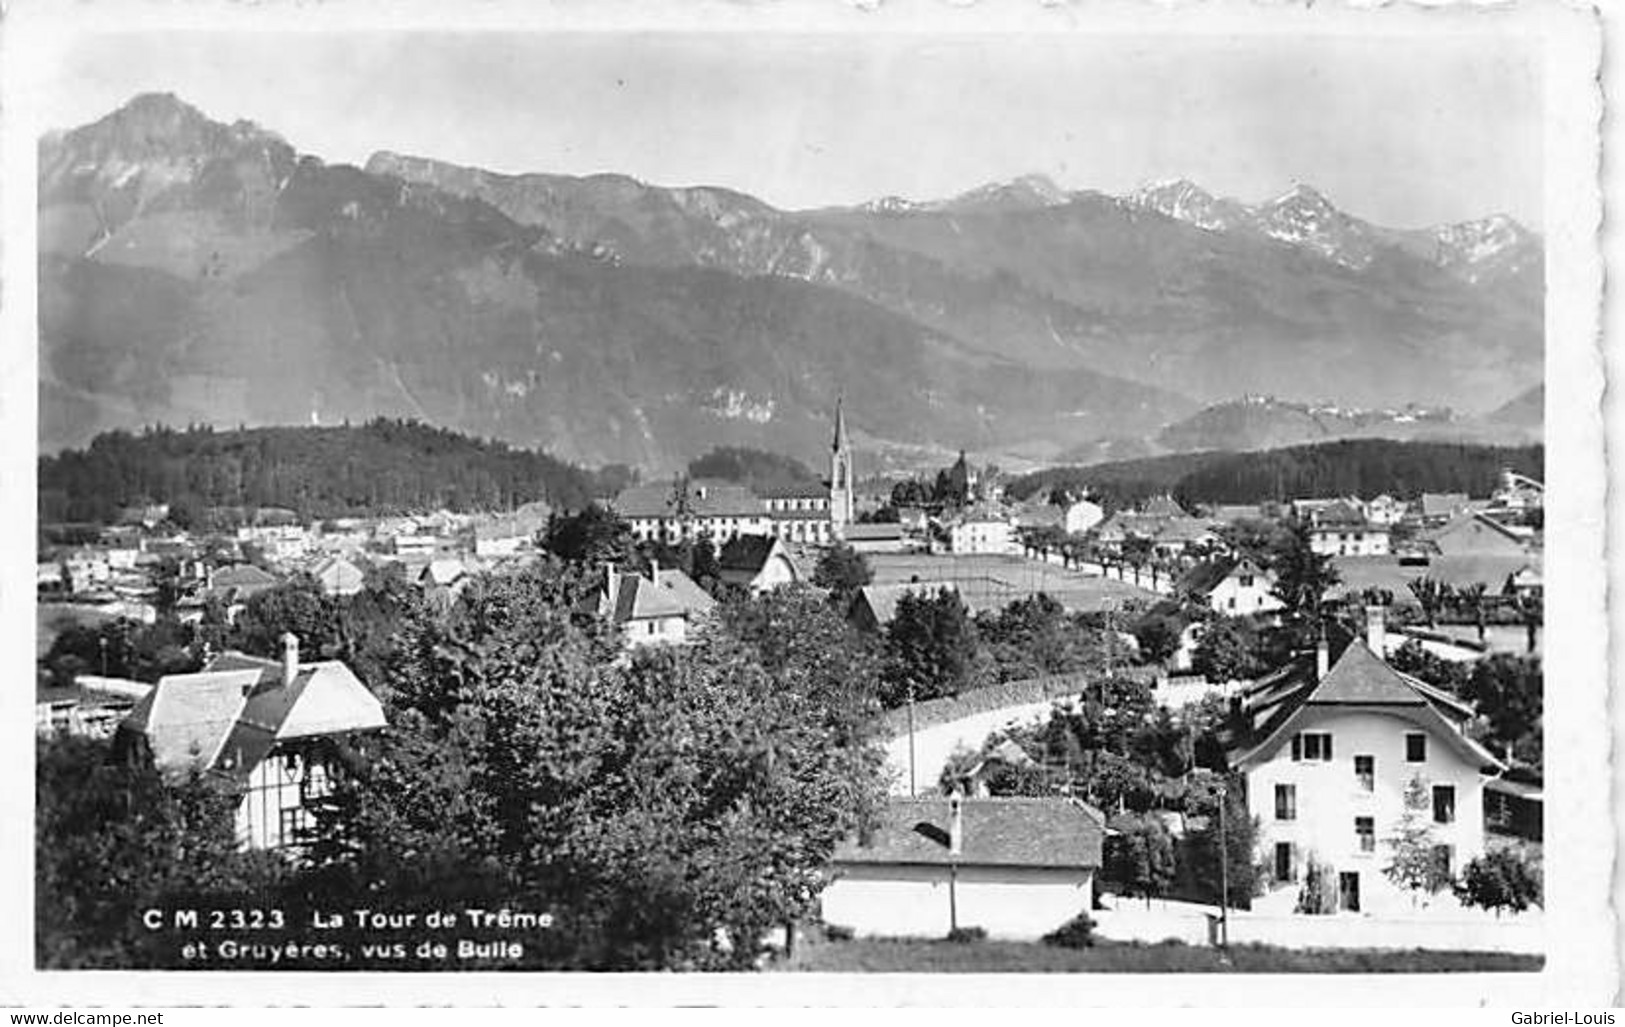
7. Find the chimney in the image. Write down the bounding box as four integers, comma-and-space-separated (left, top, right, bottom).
948, 789, 964, 856
281, 632, 300, 686
650, 553, 660, 585
1365, 604, 1386, 654
1315, 634, 1330, 681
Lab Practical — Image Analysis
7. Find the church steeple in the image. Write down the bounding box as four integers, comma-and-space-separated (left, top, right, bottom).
829, 397, 853, 538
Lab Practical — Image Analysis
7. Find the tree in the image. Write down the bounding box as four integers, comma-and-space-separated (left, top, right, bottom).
1294, 854, 1340, 915
1132, 614, 1182, 666
1383, 774, 1454, 903
1104, 814, 1177, 906
1461, 654, 1543, 765
1387, 638, 1470, 694
229, 577, 342, 658
303, 568, 884, 970
1456, 847, 1542, 917
1191, 616, 1268, 683
1269, 519, 1341, 628
881, 588, 984, 705
812, 543, 873, 611
36, 734, 289, 968
543, 503, 636, 567
1181, 776, 1259, 910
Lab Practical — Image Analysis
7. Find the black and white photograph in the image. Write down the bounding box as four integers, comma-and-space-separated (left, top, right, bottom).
1, 0, 1612, 1007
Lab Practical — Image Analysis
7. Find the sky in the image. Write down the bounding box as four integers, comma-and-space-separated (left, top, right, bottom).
31, 30, 1543, 229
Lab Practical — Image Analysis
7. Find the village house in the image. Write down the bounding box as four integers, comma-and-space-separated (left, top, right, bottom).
1362, 494, 1410, 526
842, 521, 909, 554
1176, 556, 1282, 616
1232, 608, 1504, 916
310, 554, 367, 597
1419, 492, 1472, 526
821, 794, 1105, 941
112, 636, 387, 852
1423, 510, 1531, 559
1307, 502, 1392, 557
615, 478, 774, 546
945, 506, 1018, 555
717, 534, 802, 594
588, 563, 717, 649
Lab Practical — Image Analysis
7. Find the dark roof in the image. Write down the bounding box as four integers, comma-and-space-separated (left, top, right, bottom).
833, 797, 1105, 869
718, 534, 779, 573
760, 481, 830, 500
613, 479, 766, 520
211, 564, 279, 588
1176, 557, 1237, 596
1233, 640, 1501, 772
844, 523, 905, 541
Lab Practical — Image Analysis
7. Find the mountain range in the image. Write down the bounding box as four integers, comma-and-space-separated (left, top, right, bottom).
38, 93, 1543, 472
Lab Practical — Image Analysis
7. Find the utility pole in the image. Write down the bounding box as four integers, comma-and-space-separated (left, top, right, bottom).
907, 678, 918, 798
1217, 776, 1231, 951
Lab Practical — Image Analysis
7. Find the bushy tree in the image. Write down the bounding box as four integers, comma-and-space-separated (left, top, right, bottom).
1383, 774, 1454, 903
1191, 616, 1268, 683
304, 568, 884, 970
1132, 614, 1183, 666
1462, 655, 1542, 765
1104, 814, 1177, 905
1387, 638, 1471, 694
1181, 776, 1259, 910
1456, 847, 1542, 917
882, 588, 984, 704
1269, 519, 1341, 629
1294, 855, 1339, 914
543, 503, 636, 567
230, 577, 342, 658
36, 735, 289, 968
812, 543, 873, 611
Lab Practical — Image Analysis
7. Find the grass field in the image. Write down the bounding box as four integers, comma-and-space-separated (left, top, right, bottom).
864, 553, 1160, 613
774, 935, 1545, 974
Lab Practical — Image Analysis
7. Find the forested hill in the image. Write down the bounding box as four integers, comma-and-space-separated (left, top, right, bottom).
38, 420, 627, 525
1007, 439, 1545, 509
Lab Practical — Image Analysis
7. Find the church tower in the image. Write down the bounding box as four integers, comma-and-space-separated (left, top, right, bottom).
829, 398, 854, 538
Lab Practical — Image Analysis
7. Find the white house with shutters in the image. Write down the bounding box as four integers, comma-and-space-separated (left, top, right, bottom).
1232, 608, 1504, 917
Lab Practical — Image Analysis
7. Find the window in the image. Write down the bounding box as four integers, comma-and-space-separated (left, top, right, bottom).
1432, 785, 1456, 825
1354, 755, 1375, 792
1274, 783, 1297, 821
1355, 816, 1375, 853
1292, 732, 1333, 762
1238, 574, 1254, 588
278, 806, 309, 847
1226, 597, 1236, 610
1274, 842, 1295, 883
1406, 733, 1427, 763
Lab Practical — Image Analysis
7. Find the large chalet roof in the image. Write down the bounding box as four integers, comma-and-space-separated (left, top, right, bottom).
1231, 639, 1500, 773
832, 796, 1105, 870
613, 479, 767, 520
118, 652, 386, 780
597, 566, 716, 624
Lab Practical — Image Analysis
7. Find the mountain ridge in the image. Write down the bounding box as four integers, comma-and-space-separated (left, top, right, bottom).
39, 92, 1544, 470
